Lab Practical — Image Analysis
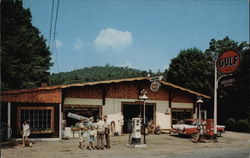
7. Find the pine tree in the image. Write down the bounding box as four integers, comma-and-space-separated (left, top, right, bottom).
1, 0, 53, 90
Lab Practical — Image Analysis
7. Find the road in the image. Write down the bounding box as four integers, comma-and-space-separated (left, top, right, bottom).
1, 131, 250, 158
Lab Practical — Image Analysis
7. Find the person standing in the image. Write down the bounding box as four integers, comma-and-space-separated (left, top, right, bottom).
96, 116, 105, 150
110, 121, 116, 136
77, 118, 87, 149
87, 125, 96, 150
103, 115, 111, 149
87, 117, 96, 150
22, 120, 30, 147
127, 118, 132, 144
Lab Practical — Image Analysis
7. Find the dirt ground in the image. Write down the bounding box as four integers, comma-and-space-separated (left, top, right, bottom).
1, 131, 250, 158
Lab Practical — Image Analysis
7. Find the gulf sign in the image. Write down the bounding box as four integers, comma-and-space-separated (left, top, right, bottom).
217, 50, 241, 74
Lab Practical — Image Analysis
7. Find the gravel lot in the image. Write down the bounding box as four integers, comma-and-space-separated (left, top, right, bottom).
1, 131, 250, 158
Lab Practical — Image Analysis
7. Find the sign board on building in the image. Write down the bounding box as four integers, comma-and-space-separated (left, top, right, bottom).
216, 50, 241, 74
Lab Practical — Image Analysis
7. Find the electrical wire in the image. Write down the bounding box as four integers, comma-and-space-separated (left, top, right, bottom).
51, 0, 60, 73
48, 0, 55, 48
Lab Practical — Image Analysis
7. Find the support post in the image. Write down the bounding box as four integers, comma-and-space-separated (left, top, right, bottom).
8, 102, 11, 127
143, 99, 146, 144
8, 102, 11, 139
59, 103, 62, 140
198, 104, 201, 123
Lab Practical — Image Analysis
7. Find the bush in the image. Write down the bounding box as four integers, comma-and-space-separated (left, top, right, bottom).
236, 119, 250, 132
225, 118, 250, 133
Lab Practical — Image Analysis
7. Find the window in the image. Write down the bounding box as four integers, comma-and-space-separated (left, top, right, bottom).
172, 109, 192, 125
17, 107, 54, 134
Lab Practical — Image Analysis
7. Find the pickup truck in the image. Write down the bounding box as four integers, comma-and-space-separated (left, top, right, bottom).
172, 119, 225, 137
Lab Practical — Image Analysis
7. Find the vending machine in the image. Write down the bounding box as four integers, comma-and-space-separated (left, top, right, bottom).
131, 118, 142, 144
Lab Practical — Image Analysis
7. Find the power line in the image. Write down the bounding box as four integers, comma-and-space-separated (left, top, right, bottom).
53, 0, 60, 39
51, 0, 60, 73
48, 0, 55, 49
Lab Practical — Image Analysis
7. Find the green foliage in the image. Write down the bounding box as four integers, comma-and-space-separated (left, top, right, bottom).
164, 37, 250, 132
1, 0, 52, 90
225, 118, 250, 133
49, 65, 149, 86
205, 36, 248, 58
164, 48, 214, 95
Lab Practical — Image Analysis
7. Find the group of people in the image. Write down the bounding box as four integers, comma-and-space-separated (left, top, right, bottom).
77, 115, 111, 150
21, 115, 113, 149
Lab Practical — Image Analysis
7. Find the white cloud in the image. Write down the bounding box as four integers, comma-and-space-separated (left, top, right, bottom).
55, 40, 63, 48
94, 28, 133, 51
74, 39, 84, 51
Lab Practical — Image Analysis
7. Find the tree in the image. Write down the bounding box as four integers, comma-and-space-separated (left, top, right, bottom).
1, 0, 52, 90
165, 37, 249, 132
164, 48, 214, 96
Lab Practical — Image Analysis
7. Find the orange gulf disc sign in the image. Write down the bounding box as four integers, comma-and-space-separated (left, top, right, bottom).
217, 50, 241, 74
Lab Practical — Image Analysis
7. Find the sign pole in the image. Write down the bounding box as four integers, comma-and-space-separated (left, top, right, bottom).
214, 50, 241, 140
214, 61, 218, 136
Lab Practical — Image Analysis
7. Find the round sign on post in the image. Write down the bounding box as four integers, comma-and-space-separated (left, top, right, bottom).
216, 50, 241, 74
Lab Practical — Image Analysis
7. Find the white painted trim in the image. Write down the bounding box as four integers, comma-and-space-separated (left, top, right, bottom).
64, 97, 102, 105
59, 103, 62, 140
172, 102, 193, 109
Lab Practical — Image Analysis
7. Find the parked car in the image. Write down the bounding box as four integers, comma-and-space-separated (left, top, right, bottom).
172, 119, 225, 137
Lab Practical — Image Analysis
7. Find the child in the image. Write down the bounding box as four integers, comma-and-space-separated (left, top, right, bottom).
22, 120, 31, 147
87, 125, 96, 150
77, 119, 86, 149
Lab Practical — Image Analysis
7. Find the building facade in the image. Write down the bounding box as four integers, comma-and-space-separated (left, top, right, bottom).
1, 77, 210, 139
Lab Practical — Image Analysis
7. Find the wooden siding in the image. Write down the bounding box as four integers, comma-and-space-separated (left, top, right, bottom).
63, 86, 103, 99
63, 81, 194, 102
172, 91, 194, 103
1, 89, 62, 104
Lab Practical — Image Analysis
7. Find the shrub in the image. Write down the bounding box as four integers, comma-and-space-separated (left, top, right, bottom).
225, 118, 250, 133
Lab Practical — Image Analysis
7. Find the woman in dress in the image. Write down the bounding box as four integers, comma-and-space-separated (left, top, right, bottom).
22, 120, 30, 147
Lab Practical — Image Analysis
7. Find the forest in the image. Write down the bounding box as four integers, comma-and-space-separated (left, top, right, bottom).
49, 64, 154, 86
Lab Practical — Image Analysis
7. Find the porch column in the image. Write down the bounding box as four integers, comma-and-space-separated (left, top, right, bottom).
8, 102, 11, 127
194, 105, 198, 119
8, 102, 11, 138
59, 103, 62, 140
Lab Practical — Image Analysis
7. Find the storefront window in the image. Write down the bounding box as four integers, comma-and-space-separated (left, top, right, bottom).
172, 109, 192, 124
17, 107, 54, 134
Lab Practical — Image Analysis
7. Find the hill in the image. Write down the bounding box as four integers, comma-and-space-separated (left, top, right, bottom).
49, 65, 152, 86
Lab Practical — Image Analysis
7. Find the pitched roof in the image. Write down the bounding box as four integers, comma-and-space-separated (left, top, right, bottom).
159, 81, 210, 99
1, 76, 210, 99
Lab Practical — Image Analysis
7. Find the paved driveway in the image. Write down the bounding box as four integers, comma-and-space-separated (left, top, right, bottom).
1, 131, 250, 158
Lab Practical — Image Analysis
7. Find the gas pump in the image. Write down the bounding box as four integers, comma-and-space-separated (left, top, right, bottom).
131, 118, 142, 145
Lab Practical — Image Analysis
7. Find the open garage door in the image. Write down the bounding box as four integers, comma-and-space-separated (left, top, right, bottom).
64, 105, 102, 127
122, 103, 155, 133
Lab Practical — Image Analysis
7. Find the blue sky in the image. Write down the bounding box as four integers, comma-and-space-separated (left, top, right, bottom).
23, 0, 249, 73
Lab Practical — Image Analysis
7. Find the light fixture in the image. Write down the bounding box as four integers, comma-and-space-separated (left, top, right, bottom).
139, 93, 149, 100
196, 98, 203, 104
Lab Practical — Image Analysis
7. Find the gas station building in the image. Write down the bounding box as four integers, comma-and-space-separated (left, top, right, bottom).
1, 76, 210, 139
